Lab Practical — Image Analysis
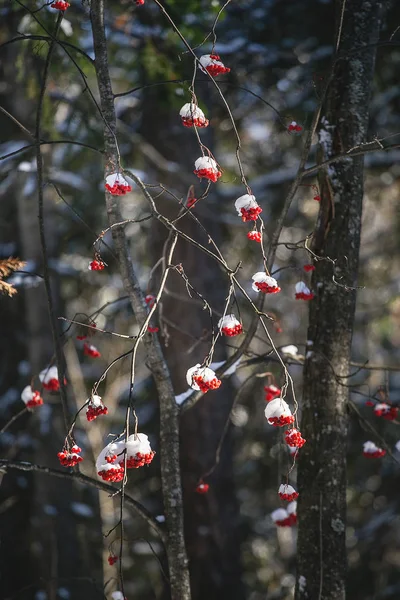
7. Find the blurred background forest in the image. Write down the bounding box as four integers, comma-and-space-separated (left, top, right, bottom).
1, 0, 400, 599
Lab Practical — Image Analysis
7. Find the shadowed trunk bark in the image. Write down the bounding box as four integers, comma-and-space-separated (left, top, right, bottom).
295, 2, 381, 599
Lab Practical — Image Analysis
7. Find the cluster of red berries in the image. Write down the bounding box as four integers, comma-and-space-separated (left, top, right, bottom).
254, 281, 281, 294
264, 385, 281, 402
285, 428, 306, 448
105, 182, 132, 196
58, 446, 83, 467
193, 375, 221, 393
247, 231, 262, 243
268, 414, 295, 428
275, 512, 297, 527
240, 206, 263, 222
83, 343, 101, 358
204, 55, 231, 77
51, 1, 70, 10
108, 555, 118, 566
89, 259, 105, 271
86, 405, 108, 422
221, 324, 243, 337
196, 482, 209, 494
303, 264, 315, 272
287, 122, 303, 134
194, 166, 222, 182
26, 391, 44, 409
125, 451, 156, 469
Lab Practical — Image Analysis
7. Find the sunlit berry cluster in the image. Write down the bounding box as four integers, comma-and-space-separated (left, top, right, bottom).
58, 445, 83, 467
86, 395, 108, 422
198, 54, 230, 77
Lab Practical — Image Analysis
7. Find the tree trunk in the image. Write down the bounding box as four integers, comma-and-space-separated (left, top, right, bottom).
89, 4, 191, 599
295, 2, 381, 599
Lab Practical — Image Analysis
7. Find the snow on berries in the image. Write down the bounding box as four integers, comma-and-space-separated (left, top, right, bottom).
271, 502, 297, 527
96, 440, 126, 482
186, 364, 221, 393
83, 342, 101, 358
264, 397, 294, 427
285, 428, 306, 448
303, 264, 315, 272
264, 384, 281, 402
39, 366, 62, 391
278, 484, 299, 502
373, 403, 398, 421
287, 121, 303, 135
180, 103, 209, 128
105, 173, 132, 196
235, 194, 262, 222
86, 395, 108, 422
295, 281, 314, 300
88, 258, 106, 271
125, 433, 155, 468
247, 230, 262, 243
51, 1, 70, 10
21, 386, 43, 409
194, 156, 222, 183
196, 481, 209, 494
252, 273, 281, 294
58, 445, 83, 467
363, 441, 386, 458
218, 314, 243, 337
96, 434, 155, 482
198, 54, 230, 77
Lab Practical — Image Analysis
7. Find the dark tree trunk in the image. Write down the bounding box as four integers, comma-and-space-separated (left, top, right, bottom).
295, 2, 381, 599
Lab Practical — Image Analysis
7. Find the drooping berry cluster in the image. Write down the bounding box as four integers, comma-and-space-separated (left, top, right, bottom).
278, 484, 299, 502
187, 364, 222, 394
51, 1, 70, 10
247, 231, 262, 243
198, 54, 230, 77
86, 395, 108, 422
58, 446, 83, 467
264, 384, 281, 402
285, 428, 306, 448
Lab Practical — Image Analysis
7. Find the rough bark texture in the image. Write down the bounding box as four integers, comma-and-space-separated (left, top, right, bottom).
89, 3, 191, 599
295, 2, 381, 599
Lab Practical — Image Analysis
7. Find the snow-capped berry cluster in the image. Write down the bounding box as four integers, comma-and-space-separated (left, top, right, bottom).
264, 397, 294, 427
21, 386, 43, 409
180, 103, 209, 128
218, 314, 243, 337
125, 434, 155, 468
86, 395, 108, 422
198, 54, 230, 77
278, 484, 299, 502
83, 342, 101, 358
271, 501, 297, 527
373, 403, 398, 421
252, 273, 281, 294
285, 428, 306, 448
96, 434, 155, 482
51, 0, 70, 10
88, 259, 106, 271
247, 230, 262, 243
295, 281, 314, 300
105, 173, 132, 196
58, 445, 83, 467
363, 441, 386, 458
196, 481, 209, 494
264, 384, 281, 402
186, 364, 221, 393
194, 156, 222, 182
287, 121, 303, 134
39, 366, 63, 391
235, 194, 262, 222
